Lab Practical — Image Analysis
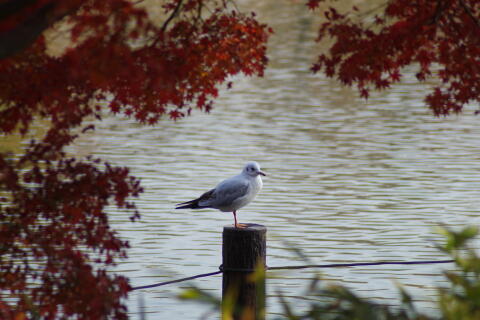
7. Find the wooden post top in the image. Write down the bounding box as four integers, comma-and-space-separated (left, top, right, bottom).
222, 224, 267, 271
223, 224, 267, 233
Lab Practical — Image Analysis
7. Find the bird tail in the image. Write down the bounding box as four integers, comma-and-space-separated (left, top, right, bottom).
175, 189, 214, 210
175, 199, 201, 209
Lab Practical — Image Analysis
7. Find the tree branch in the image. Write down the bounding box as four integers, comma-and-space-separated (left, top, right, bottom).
0, 1, 83, 60
458, 0, 480, 30
0, 0, 37, 21
0, 2, 54, 60
429, 0, 446, 24
160, 0, 184, 34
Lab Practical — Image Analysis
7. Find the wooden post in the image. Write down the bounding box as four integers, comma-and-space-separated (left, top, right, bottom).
222, 224, 266, 320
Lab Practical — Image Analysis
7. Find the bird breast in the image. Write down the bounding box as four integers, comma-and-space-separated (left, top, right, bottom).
218, 176, 263, 212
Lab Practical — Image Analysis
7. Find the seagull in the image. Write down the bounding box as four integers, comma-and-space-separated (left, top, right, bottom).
175, 161, 266, 228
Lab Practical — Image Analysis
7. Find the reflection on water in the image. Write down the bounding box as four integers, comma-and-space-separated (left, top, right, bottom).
66, 1, 480, 319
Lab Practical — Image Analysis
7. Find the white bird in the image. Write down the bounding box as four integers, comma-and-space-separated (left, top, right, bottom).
175, 161, 266, 228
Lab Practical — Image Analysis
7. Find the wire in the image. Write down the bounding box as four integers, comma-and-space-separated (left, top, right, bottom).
129, 259, 454, 291
131, 270, 222, 291
267, 259, 454, 270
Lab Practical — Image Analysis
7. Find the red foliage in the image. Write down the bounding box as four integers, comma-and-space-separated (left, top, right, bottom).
0, 0, 270, 318
306, 0, 324, 10
309, 0, 480, 115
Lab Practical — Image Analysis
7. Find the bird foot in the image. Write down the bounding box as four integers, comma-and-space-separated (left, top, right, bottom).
234, 223, 248, 229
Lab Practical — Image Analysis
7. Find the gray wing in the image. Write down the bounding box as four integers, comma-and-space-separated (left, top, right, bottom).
176, 188, 215, 209
200, 176, 250, 208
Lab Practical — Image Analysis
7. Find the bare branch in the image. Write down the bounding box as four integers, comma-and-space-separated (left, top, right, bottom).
161, 0, 184, 34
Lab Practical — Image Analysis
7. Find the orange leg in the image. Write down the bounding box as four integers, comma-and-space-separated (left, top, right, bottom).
232, 211, 247, 228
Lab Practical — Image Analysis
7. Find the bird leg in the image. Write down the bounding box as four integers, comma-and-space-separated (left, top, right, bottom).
233, 211, 239, 228
232, 211, 247, 228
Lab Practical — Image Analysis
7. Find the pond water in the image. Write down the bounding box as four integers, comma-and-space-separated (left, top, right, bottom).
68, 1, 480, 319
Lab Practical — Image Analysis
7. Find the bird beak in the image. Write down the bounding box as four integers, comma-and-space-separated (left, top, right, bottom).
259, 171, 266, 176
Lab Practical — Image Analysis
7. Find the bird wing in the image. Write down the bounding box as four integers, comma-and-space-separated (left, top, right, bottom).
205, 176, 250, 208
176, 188, 216, 209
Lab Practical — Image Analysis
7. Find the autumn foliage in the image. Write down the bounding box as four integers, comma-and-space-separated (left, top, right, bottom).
308, 0, 480, 116
1, 0, 479, 318
0, 0, 269, 318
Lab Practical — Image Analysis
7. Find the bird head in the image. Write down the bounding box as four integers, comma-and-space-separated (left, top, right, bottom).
243, 161, 266, 177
